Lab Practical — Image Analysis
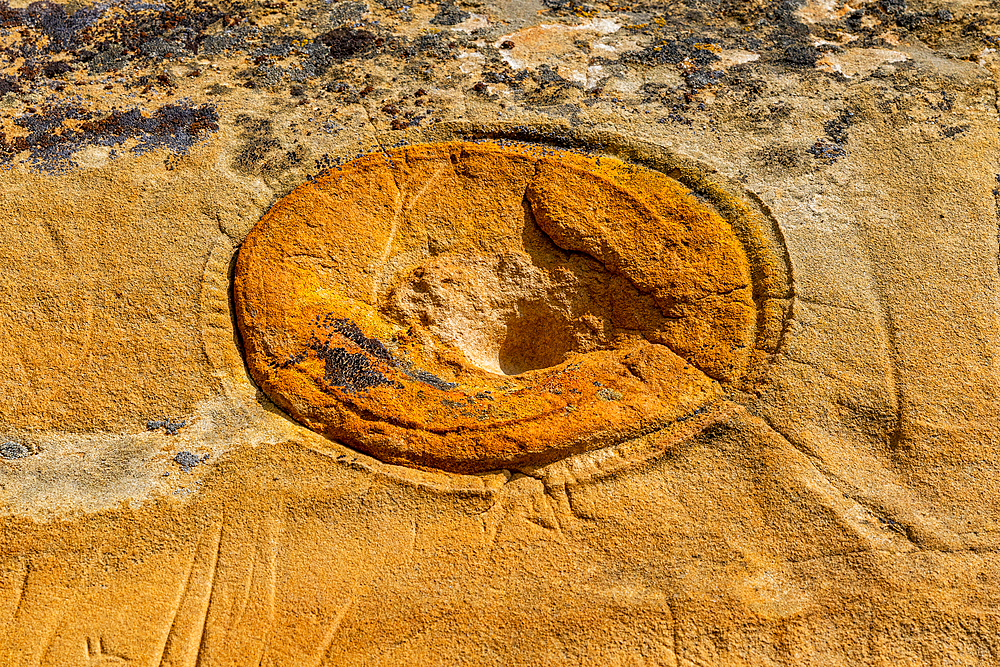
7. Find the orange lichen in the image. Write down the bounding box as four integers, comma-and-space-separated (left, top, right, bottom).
234, 141, 758, 473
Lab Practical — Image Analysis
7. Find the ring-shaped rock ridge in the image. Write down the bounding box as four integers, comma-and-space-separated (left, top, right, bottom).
234, 141, 760, 473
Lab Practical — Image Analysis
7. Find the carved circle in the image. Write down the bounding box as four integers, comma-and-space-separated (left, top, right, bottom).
233, 141, 788, 473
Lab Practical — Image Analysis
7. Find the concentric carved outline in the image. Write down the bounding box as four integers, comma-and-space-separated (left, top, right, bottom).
203, 123, 793, 483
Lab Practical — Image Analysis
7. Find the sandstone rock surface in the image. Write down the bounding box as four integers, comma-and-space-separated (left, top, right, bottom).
1, 0, 1000, 663
234, 140, 786, 472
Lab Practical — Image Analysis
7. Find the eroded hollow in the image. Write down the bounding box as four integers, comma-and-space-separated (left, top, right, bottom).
234, 140, 763, 473
382, 205, 669, 377
385, 252, 594, 376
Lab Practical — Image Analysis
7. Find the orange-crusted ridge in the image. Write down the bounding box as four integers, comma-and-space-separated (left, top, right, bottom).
234, 141, 757, 473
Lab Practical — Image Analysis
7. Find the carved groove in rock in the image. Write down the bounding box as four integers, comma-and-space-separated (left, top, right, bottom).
234, 141, 787, 473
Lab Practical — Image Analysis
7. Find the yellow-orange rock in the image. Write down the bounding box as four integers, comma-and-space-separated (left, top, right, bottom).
234, 141, 759, 473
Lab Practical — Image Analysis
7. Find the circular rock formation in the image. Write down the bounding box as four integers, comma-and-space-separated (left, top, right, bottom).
234, 141, 763, 473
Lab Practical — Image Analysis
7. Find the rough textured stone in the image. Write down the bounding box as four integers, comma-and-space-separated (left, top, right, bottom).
234, 141, 776, 472
0, 0, 999, 663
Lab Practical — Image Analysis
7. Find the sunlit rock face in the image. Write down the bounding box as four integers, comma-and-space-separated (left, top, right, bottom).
3, 0, 1000, 662
234, 141, 789, 472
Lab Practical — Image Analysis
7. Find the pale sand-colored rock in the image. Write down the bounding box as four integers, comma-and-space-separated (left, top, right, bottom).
1, 0, 1000, 663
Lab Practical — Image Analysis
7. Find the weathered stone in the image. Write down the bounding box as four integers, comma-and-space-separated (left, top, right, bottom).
1, 0, 999, 663
234, 141, 781, 472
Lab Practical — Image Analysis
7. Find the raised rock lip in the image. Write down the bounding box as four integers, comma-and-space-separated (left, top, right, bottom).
234, 138, 791, 473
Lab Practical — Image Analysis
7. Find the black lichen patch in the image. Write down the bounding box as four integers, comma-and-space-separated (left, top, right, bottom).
684, 67, 723, 91
328, 317, 393, 361
302, 315, 396, 392
0, 0, 246, 172
824, 109, 854, 145
596, 387, 623, 401
232, 114, 280, 172
411, 32, 456, 59
0, 0, 231, 78
614, 0, 822, 89
620, 38, 720, 68
482, 69, 529, 86
271, 314, 462, 394
807, 140, 847, 164
521, 64, 582, 107
0, 75, 19, 95
328, 0, 367, 26
320, 26, 377, 60
87, 43, 127, 73
242, 31, 342, 87
807, 108, 854, 164
317, 346, 395, 392
755, 144, 803, 171
941, 124, 968, 139
173, 450, 209, 472
148, 417, 188, 435
73, 0, 229, 63
783, 43, 818, 67
874, 511, 909, 536
0, 441, 30, 460
429, 2, 469, 26
0, 102, 218, 173
0, 0, 86, 52
403, 367, 458, 391
41, 61, 71, 77
231, 113, 307, 177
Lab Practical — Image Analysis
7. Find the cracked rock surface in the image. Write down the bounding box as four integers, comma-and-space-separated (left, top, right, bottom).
1, 0, 1000, 663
